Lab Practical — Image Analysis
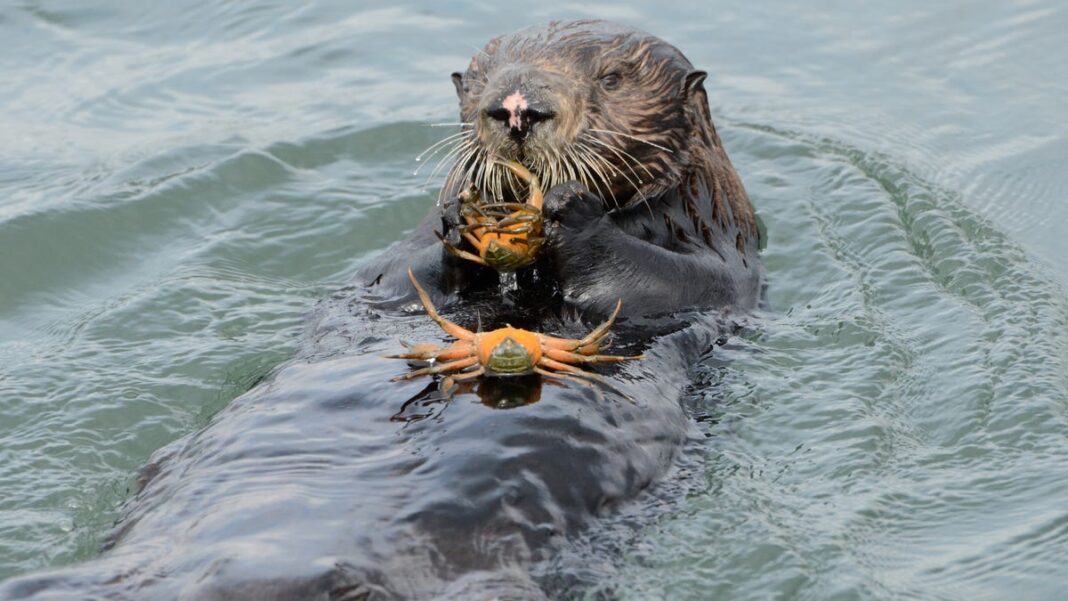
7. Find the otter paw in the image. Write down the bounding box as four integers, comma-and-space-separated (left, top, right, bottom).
439, 196, 465, 247
543, 181, 607, 229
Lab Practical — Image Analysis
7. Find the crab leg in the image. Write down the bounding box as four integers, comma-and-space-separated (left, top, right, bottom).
406, 268, 477, 340
533, 365, 634, 402
535, 362, 634, 402
533, 367, 604, 400
538, 357, 609, 378
543, 348, 643, 364
496, 160, 543, 209
392, 355, 479, 381
540, 300, 624, 353
540, 336, 599, 354
444, 245, 489, 267
474, 203, 541, 218
460, 231, 485, 248
387, 340, 475, 361
437, 220, 488, 252
435, 231, 490, 267
575, 300, 623, 347
441, 367, 485, 395
475, 222, 537, 235
457, 221, 536, 237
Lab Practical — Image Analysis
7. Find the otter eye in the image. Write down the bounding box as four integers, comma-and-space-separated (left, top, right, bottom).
599, 72, 622, 91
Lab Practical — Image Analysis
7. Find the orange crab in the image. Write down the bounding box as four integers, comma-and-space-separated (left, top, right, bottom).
388, 268, 642, 394
437, 160, 545, 271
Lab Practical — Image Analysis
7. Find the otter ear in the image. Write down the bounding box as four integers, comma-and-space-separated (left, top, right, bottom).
451, 72, 465, 100
683, 70, 708, 100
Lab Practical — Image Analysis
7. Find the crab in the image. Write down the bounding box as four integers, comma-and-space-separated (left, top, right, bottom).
388, 268, 642, 394
437, 160, 545, 272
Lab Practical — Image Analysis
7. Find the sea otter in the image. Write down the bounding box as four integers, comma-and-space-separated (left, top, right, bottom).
360, 19, 763, 320
0, 20, 762, 601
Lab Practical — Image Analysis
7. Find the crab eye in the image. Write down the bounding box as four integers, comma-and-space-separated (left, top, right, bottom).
599, 72, 622, 91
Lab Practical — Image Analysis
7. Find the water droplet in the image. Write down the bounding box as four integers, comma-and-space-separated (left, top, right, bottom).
498, 272, 518, 295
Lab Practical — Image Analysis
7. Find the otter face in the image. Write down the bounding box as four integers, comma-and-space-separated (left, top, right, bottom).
444, 20, 713, 208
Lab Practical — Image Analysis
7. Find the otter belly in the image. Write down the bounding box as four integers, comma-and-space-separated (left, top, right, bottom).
0, 303, 709, 601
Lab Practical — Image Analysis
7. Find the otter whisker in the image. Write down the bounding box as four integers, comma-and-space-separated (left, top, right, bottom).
563, 146, 585, 184
473, 154, 488, 197
577, 145, 623, 209
531, 149, 553, 192
535, 153, 548, 191
424, 138, 474, 180
476, 147, 495, 193
579, 142, 636, 199
412, 131, 472, 171
426, 137, 474, 176
581, 135, 655, 212
580, 141, 652, 214
425, 150, 471, 199
545, 152, 560, 192
573, 144, 616, 206
415, 130, 471, 164
566, 145, 594, 192
574, 142, 613, 183
423, 122, 474, 128
532, 154, 550, 193
588, 128, 674, 154
582, 137, 647, 187
467, 148, 486, 182
423, 139, 474, 189
499, 161, 521, 202
463, 149, 487, 190
446, 145, 481, 190
442, 149, 476, 203
487, 152, 504, 200
531, 155, 546, 191
563, 145, 580, 188
442, 146, 484, 204
489, 161, 505, 202
492, 157, 507, 200
510, 164, 527, 201
584, 134, 655, 182
570, 148, 605, 202
560, 153, 574, 192
463, 42, 493, 62
442, 149, 478, 202
561, 146, 578, 187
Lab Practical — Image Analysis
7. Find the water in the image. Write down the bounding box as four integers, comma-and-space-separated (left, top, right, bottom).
2, 1, 1067, 598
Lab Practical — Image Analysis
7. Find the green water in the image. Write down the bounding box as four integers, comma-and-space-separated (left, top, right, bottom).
2, 1, 1067, 599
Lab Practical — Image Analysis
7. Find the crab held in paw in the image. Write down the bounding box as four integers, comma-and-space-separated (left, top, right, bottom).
387, 268, 642, 395
437, 160, 545, 272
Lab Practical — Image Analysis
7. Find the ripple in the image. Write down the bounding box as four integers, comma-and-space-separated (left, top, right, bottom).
3, 0, 1068, 595
0, 118, 438, 580
606, 124, 1068, 601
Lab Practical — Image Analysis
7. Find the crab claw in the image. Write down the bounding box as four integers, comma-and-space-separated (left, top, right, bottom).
494, 160, 543, 209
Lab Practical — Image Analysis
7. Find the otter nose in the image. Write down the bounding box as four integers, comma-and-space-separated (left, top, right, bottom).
486, 90, 554, 142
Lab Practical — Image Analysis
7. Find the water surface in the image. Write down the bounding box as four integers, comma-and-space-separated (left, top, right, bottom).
2, 1, 1067, 599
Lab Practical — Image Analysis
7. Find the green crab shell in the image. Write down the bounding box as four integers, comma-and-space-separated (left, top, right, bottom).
485, 336, 537, 376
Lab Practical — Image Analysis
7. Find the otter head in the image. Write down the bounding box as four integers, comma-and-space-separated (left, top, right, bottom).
443, 20, 721, 208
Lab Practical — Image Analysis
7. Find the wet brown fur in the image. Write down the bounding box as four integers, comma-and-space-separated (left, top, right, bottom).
443, 20, 756, 239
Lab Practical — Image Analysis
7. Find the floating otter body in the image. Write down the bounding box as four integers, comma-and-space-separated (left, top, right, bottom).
0, 21, 762, 601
